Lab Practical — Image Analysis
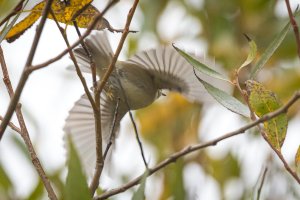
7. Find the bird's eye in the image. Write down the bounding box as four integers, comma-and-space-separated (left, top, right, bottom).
157, 90, 166, 98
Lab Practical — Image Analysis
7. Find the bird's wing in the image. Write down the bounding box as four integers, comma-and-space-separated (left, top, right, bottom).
63, 93, 126, 177
127, 46, 226, 102
72, 31, 114, 76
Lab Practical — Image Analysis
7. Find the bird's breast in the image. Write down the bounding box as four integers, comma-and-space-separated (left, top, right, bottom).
118, 76, 157, 110
115, 63, 158, 110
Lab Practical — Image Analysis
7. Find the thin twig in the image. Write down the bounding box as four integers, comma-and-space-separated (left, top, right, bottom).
0, 115, 21, 134
95, 0, 140, 94
72, 20, 92, 59
103, 98, 120, 160
72, 21, 97, 88
0, 0, 54, 140
284, 0, 300, 59
0, 46, 57, 200
128, 110, 148, 168
256, 167, 268, 200
49, 8, 97, 111
95, 91, 300, 200
89, 0, 140, 195
261, 131, 300, 184
49, 8, 105, 197
116, 78, 148, 169
89, 88, 103, 196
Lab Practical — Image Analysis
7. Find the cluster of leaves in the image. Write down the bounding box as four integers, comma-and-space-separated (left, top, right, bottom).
174, 26, 290, 153
135, 21, 295, 198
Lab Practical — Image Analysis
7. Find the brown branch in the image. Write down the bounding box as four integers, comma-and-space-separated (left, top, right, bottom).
95, 0, 139, 94
28, 0, 119, 72
261, 131, 300, 184
284, 0, 300, 59
0, 115, 21, 134
89, 86, 103, 196
256, 167, 268, 200
0, 0, 54, 140
95, 91, 300, 200
0, 46, 57, 200
127, 109, 148, 168
103, 98, 120, 160
48, 7, 104, 197
48, 8, 97, 111
89, 0, 140, 195
116, 78, 148, 168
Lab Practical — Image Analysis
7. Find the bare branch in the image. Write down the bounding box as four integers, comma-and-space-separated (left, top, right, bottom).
0, 46, 57, 200
256, 167, 268, 200
90, 0, 140, 195
95, 91, 300, 199
284, 0, 300, 59
261, 131, 300, 184
103, 98, 120, 160
0, 115, 21, 134
95, 0, 140, 94
48, 8, 97, 111
0, 0, 54, 140
127, 109, 148, 168
116, 78, 148, 169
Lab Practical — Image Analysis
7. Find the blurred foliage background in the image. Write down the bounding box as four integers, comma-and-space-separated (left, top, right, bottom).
1, 0, 300, 199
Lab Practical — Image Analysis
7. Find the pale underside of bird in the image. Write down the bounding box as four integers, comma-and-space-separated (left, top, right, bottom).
63, 31, 227, 177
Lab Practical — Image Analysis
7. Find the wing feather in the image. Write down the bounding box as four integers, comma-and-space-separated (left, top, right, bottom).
127, 46, 216, 102
63, 93, 126, 177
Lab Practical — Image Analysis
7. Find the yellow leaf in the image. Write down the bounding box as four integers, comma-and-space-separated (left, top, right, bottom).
5, 2, 43, 42
5, 0, 109, 42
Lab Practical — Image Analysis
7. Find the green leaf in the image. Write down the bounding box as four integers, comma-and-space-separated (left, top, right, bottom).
27, 179, 44, 200
239, 35, 257, 69
0, 0, 19, 21
246, 80, 288, 151
64, 136, 91, 200
132, 170, 149, 200
195, 74, 249, 117
295, 145, 300, 168
250, 22, 291, 78
203, 153, 240, 188
0, 12, 21, 43
173, 44, 230, 83
0, 0, 29, 43
0, 163, 12, 192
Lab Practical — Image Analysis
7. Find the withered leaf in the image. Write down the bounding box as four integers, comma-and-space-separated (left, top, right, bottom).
246, 80, 288, 151
5, 0, 112, 42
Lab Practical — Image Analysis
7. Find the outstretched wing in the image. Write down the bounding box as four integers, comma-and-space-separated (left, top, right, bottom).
63, 93, 126, 177
126, 46, 225, 103
72, 31, 114, 76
